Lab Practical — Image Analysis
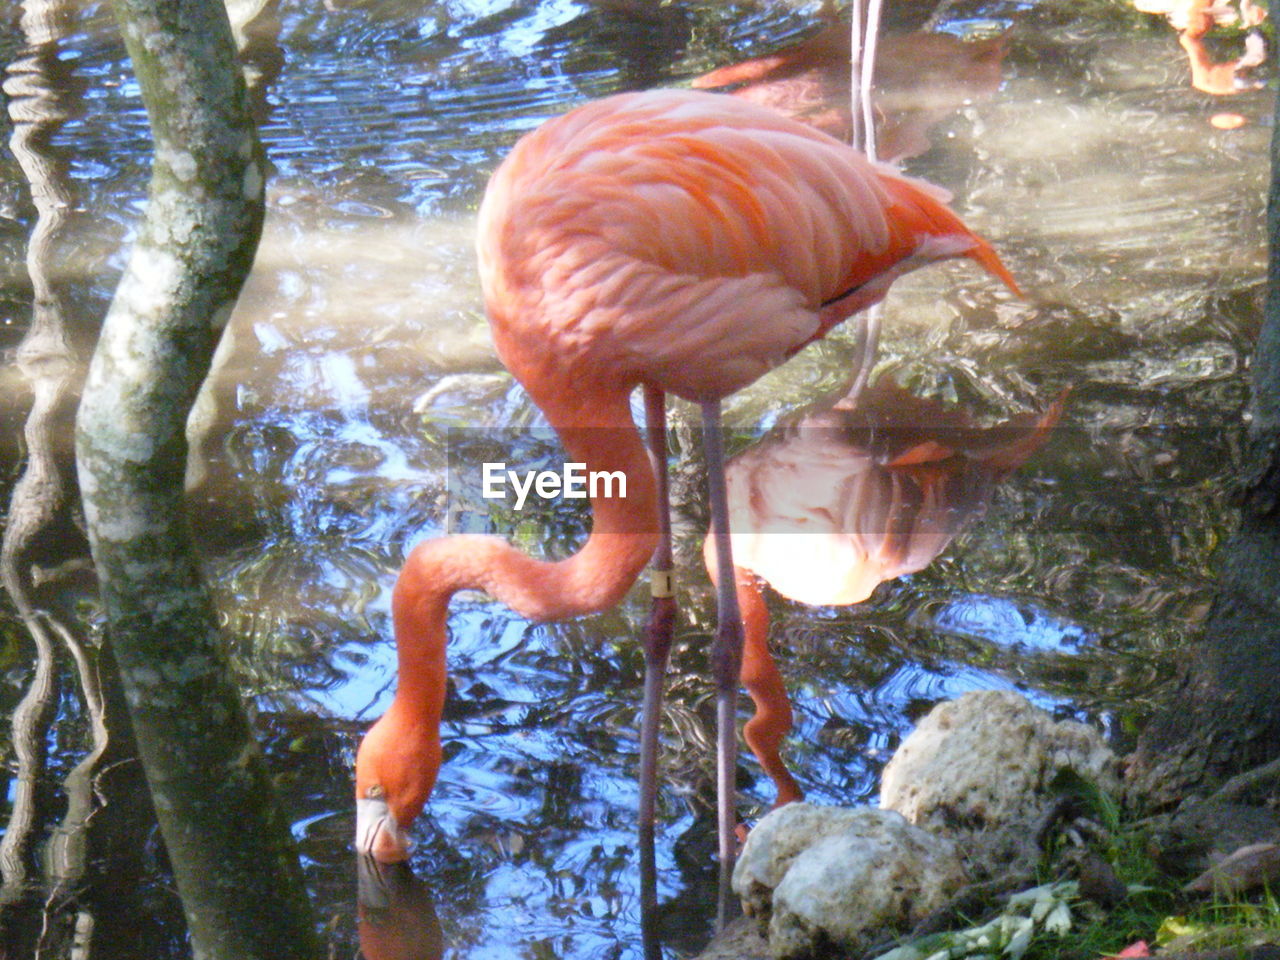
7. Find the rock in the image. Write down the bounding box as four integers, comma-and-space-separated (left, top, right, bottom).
733, 803, 872, 920
732, 804, 966, 959
1149, 801, 1280, 879
880, 690, 1121, 835
1065, 848, 1128, 908
722, 693, 1121, 959
1184, 842, 1280, 896
693, 917, 771, 960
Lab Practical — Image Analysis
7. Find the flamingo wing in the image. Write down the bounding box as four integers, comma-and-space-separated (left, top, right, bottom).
477, 90, 1009, 402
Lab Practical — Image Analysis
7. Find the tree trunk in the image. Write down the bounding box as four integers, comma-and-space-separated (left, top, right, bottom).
1127, 75, 1280, 809
74, 1, 318, 958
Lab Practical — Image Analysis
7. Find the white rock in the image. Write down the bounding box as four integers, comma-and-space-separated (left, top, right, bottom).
733, 803, 870, 919
733, 804, 966, 959
880, 690, 1121, 834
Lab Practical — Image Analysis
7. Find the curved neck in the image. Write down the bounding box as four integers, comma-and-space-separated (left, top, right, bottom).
390, 385, 659, 705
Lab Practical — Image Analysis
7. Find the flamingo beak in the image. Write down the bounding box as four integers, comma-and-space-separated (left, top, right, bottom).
356, 797, 414, 862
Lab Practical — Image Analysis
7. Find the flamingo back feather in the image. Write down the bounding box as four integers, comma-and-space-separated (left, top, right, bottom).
477, 89, 1015, 402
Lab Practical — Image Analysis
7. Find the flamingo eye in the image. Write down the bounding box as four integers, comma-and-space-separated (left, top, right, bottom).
365, 784, 385, 799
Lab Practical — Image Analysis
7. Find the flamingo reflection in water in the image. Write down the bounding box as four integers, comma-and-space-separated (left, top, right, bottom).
692, 19, 1010, 163
1134, 0, 1268, 102
357, 857, 444, 960
351, 88, 1020, 918
705, 379, 1065, 811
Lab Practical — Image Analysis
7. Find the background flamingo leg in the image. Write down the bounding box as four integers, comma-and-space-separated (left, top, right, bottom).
700, 399, 745, 930
844, 0, 885, 406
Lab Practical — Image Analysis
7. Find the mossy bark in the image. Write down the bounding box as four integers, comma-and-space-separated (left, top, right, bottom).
1127, 77, 1280, 808
75, 1, 318, 958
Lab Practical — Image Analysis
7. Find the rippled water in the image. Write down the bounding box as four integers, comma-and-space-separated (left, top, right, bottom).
0, 0, 1272, 957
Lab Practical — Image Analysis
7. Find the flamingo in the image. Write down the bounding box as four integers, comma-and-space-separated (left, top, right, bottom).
353, 88, 1018, 913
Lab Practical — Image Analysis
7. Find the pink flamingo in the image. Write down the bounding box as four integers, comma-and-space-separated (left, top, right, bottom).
353, 88, 1018, 914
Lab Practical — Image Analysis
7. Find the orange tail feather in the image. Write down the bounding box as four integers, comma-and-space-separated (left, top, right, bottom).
878, 172, 1022, 297
967, 234, 1022, 298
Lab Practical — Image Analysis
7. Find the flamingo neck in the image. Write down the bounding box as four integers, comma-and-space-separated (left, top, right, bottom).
389, 384, 659, 706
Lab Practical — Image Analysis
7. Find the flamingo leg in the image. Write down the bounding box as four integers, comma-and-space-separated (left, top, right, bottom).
860, 0, 883, 161
736, 570, 803, 809
843, 305, 882, 407
849, 0, 864, 149
639, 385, 675, 956
701, 399, 744, 929
843, 0, 885, 407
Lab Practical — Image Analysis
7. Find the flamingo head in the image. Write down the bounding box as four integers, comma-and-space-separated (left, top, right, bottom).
355, 710, 442, 862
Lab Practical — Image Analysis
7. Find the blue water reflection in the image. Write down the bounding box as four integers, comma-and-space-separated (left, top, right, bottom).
934, 595, 1093, 652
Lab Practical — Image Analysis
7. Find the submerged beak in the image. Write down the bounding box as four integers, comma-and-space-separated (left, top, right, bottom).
356, 797, 414, 862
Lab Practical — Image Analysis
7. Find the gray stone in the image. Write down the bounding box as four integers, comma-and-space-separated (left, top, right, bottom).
733, 803, 871, 920
733, 804, 966, 959
880, 690, 1121, 834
